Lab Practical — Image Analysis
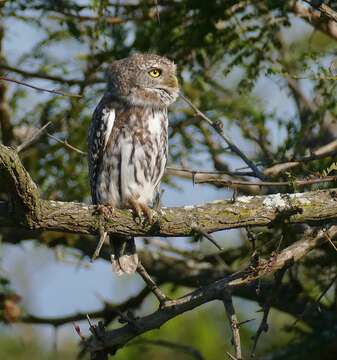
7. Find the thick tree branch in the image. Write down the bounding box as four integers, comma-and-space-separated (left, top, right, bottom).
1, 144, 337, 237
0, 144, 40, 227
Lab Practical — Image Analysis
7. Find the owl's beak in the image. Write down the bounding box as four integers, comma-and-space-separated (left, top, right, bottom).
166, 74, 179, 89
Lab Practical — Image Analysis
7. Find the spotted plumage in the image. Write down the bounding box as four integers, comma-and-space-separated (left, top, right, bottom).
88, 53, 179, 275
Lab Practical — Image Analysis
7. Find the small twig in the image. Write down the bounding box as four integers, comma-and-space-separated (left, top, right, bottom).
0, 76, 82, 98
137, 262, 168, 306
0, 63, 103, 85
73, 323, 85, 341
227, 352, 239, 360
86, 314, 94, 330
17, 122, 51, 152
91, 228, 108, 262
264, 139, 337, 176
115, 309, 140, 331
223, 290, 242, 360
192, 226, 223, 251
180, 92, 264, 180
23, 286, 151, 328
166, 166, 254, 177
325, 231, 337, 252
238, 318, 255, 327
250, 267, 287, 357
47, 132, 87, 155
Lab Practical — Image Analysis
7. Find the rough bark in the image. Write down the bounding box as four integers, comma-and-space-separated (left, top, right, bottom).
1, 144, 337, 238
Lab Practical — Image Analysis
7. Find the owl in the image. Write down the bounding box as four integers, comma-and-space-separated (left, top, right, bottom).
88, 53, 179, 275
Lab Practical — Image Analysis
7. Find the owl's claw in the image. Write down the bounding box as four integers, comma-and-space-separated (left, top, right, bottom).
95, 204, 116, 219
128, 198, 153, 225
139, 203, 153, 224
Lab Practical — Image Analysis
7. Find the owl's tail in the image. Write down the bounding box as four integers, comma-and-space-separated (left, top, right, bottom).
107, 233, 138, 275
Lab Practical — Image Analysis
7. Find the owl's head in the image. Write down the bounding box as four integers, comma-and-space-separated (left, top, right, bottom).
106, 53, 179, 108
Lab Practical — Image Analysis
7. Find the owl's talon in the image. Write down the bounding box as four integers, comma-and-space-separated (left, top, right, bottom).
128, 199, 153, 225
95, 204, 116, 219
139, 203, 153, 224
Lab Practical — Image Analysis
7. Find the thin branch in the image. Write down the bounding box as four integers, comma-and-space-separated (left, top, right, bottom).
223, 290, 242, 360
180, 93, 265, 180
192, 225, 223, 251
91, 228, 108, 261
166, 166, 254, 177
85, 225, 337, 355
137, 262, 168, 305
195, 175, 337, 188
17, 122, 51, 153
0, 76, 82, 98
2, 228, 330, 333
264, 138, 337, 176
47, 132, 87, 155
22, 286, 151, 327
250, 267, 287, 357
0, 63, 104, 85
227, 352, 239, 360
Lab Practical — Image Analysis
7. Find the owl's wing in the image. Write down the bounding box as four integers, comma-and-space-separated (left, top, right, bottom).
88, 95, 116, 204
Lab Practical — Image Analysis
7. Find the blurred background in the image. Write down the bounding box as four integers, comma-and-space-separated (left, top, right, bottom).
1, 1, 337, 359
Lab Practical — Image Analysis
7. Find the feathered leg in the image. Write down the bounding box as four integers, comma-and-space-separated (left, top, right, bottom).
110, 234, 138, 275
92, 200, 150, 275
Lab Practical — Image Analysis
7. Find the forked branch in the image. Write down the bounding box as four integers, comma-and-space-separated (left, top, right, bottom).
85, 225, 336, 356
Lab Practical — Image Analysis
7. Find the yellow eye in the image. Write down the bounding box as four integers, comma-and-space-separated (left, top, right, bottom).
148, 69, 162, 78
